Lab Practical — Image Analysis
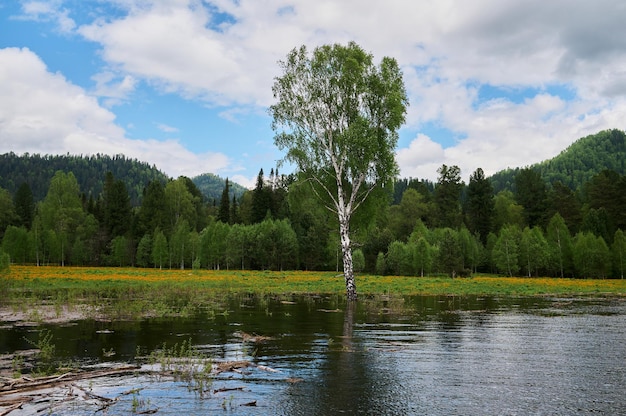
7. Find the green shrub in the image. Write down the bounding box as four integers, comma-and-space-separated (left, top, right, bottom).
0, 251, 10, 273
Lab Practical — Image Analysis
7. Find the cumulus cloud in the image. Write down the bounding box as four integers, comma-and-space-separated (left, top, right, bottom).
0, 47, 229, 178
6, 0, 626, 183
18, 0, 76, 33
91, 71, 136, 107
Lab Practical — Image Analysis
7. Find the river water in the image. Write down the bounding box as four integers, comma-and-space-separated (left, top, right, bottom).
2, 295, 625, 415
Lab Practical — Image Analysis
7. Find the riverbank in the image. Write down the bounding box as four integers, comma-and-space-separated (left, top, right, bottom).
2, 265, 625, 324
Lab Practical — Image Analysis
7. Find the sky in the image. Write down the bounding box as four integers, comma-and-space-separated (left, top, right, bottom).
2, 1, 626, 189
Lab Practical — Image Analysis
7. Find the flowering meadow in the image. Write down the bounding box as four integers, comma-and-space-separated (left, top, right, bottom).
5, 266, 626, 297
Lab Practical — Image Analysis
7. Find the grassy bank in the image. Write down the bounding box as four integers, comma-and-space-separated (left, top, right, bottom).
3, 265, 626, 298
1, 266, 625, 322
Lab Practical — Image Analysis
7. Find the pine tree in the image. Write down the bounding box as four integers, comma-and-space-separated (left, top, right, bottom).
515, 168, 548, 228
230, 195, 239, 224
251, 169, 272, 223
14, 182, 34, 229
218, 179, 231, 224
103, 175, 132, 238
434, 165, 463, 228
465, 168, 494, 244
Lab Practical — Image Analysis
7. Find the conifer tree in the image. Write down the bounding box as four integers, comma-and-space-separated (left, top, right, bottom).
218, 179, 231, 224
14, 182, 34, 229
466, 168, 494, 244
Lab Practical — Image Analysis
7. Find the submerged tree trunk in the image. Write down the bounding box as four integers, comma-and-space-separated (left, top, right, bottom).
338, 203, 357, 301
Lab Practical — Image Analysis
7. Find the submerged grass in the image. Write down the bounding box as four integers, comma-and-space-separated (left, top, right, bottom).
2, 266, 625, 321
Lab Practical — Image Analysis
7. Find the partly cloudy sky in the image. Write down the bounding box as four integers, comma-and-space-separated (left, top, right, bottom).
2, 0, 626, 188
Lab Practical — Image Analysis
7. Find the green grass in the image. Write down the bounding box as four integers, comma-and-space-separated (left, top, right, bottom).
2, 266, 625, 321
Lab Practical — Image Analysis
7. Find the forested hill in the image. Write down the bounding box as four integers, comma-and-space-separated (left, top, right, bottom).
489, 129, 626, 192
192, 173, 248, 203
0, 152, 247, 205
0, 153, 170, 205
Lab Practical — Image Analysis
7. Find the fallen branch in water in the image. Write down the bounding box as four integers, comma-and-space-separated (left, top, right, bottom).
213, 386, 245, 394
0, 366, 140, 396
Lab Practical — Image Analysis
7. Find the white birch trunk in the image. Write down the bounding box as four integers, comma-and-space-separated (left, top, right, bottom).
336, 183, 357, 301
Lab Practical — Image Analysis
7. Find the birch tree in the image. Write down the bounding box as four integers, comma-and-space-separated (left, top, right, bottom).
270, 42, 407, 300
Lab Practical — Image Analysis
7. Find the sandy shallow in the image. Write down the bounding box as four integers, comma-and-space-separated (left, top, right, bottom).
0, 304, 97, 326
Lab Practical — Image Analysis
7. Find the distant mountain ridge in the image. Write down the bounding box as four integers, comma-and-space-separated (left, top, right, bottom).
0, 152, 246, 205
489, 129, 626, 192
2, 128, 623, 204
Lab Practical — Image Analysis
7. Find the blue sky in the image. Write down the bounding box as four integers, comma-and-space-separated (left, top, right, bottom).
2, 1, 626, 188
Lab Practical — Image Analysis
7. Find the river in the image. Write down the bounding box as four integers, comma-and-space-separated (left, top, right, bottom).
1, 295, 625, 415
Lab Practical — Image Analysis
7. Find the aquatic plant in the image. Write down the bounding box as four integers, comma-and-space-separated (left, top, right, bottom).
148, 338, 214, 398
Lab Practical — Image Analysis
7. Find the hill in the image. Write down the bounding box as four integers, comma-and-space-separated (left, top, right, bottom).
191, 173, 248, 203
0, 153, 247, 205
0, 153, 170, 205
489, 129, 626, 192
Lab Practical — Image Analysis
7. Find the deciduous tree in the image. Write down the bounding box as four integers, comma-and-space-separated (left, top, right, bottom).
270, 42, 408, 300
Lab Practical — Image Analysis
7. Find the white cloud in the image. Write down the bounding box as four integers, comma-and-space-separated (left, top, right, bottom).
396, 134, 447, 182
0, 47, 230, 178
91, 71, 136, 107
230, 174, 255, 190
155, 123, 179, 133
6, 0, 626, 183
18, 0, 76, 33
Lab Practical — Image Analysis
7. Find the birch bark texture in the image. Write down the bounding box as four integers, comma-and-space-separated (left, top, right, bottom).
270, 42, 408, 300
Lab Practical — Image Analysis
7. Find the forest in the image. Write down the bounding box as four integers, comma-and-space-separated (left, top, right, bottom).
0, 129, 625, 279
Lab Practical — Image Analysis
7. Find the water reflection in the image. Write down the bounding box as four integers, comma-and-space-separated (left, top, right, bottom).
1, 295, 625, 415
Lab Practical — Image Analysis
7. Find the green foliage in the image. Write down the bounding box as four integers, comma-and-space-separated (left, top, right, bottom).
192, 172, 246, 203
218, 179, 231, 224
434, 165, 464, 228
14, 182, 34, 229
388, 188, 431, 241
2, 225, 30, 264
573, 232, 610, 278
492, 225, 521, 277
2, 130, 626, 278
270, 41, 408, 299
0, 187, 18, 235
152, 229, 168, 269
434, 228, 463, 277
410, 236, 435, 277
352, 249, 365, 273
136, 180, 167, 237
136, 233, 153, 268
519, 227, 549, 277
465, 168, 494, 244
546, 214, 574, 278
39, 171, 86, 266
584, 170, 626, 231
375, 252, 386, 275
199, 220, 230, 270
386, 240, 411, 275
24, 329, 57, 376
612, 229, 626, 279
110, 235, 130, 267
515, 168, 548, 228
493, 190, 524, 231
490, 129, 626, 192
0, 152, 169, 205
103, 172, 132, 238
0, 250, 9, 273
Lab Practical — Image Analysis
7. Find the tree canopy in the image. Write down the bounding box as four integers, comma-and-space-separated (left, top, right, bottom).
270, 42, 408, 300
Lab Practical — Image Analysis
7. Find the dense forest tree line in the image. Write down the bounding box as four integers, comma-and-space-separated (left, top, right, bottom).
0, 155, 625, 278
1, 129, 625, 277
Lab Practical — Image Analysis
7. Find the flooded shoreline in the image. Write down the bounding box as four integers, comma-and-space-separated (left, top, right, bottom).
1, 295, 625, 414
